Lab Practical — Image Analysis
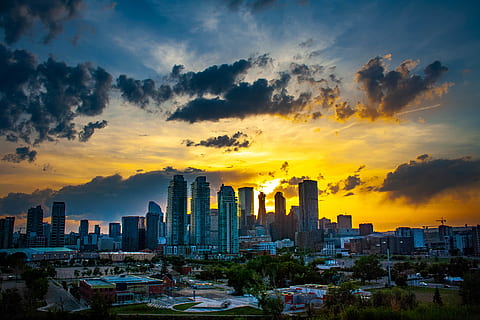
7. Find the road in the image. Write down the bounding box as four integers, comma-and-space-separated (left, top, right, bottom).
43, 279, 86, 312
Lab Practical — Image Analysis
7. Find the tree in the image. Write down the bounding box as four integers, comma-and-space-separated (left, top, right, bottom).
352, 255, 386, 284
90, 291, 114, 319
260, 292, 284, 320
433, 287, 443, 305
226, 264, 257, 295
459, 272, 480, 305
324, 282, 357, 313
0, 288, 23, 316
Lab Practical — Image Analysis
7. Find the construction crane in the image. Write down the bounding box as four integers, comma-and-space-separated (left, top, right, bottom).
422, 225, 434, 230
436, 217, 447, 225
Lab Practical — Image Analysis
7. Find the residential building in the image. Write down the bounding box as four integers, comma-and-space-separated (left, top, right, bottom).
218, 185, 239, 254
50, 201, 66, 247
166, 175, 187, 245
190, 176, 210, 246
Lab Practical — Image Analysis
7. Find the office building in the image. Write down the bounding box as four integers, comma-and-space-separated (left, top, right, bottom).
50, 202, 65, 247
94, 225, 101, 235
270, 192, 287, 241
359, 223, 374, 236
79, 219, 89, 238
337, 214, 352, 229
26, 205, 45, 247
190, 176, 210, 246
0, 217, 15, 249
166, 175, 187, 246
146, 201, 162, 250
238, 187, 254, 235
109, 223, 121, 238
218, 185, 239, 254
298, 180, 318, 232
257, 192, 267, 226
122, 216, 145, 251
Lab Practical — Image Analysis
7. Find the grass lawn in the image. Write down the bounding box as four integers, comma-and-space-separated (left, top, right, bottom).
410, 287, 461, 305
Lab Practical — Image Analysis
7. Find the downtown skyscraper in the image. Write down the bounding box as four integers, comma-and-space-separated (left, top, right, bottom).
190, 176, 210, 246
218, 185, 239, 254
122, 216, 145, 251
297, 180, 320, 249
146, 201, 162, 250
238, 187, 254, 235
166, 175, 187, 246
26, 205, 44, 247
50, 202, 66, 247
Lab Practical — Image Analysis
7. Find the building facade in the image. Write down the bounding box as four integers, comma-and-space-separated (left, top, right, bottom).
218, 185, 239, 254
166, 175, 187, 245
50, 202, 66, 247
238, 187, 254, 235
190, 176, 210, 246
146, 201, 161, 250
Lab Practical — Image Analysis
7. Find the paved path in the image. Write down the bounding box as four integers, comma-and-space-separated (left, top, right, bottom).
43, 279, 86, 312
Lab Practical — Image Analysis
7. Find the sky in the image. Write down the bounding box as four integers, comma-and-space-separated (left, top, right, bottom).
0, 0, 479, 233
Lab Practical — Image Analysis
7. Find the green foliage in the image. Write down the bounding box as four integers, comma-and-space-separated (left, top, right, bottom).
352, 255, 386, 284
433, 287, 443, 305
446, 257, 477, 277
0, 288, 23, 316
324, 282, 358, 313
90, 291, 114, 319
22, 266, 50, 301
226, 264, 257, 295
372, 287, 417, 310
259, 292, 284, 319
460, 272, 480, 305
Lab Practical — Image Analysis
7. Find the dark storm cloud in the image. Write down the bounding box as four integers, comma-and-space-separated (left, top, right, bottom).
356, 57, 449, 118
2, 146, 37, 163
0, 167, 227, 221
78, 120, 107, 142
326, 170, 364, 195
115, 75, 172, 108
171, 59, 251, 96
280, 161, 289, 175
289, 62, 325, 83
183, 131, 251, 151
0, 44, 112, 145
0, 0, 84, 44
167, 78, 312, 122
378, 155, 480, 204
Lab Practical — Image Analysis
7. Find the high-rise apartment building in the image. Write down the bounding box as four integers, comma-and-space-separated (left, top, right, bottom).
94, 225, 101, 235
109, 222, 121, 238
257, 192, 267, 226
26, 205, 45, 247
238, 187, 254, 235
50, 202, 66, 247
0, 217, 15, 249
337, 214, 352, 229
298, 180, 318, 232
270, 192, 287, 241
146, 201, 161, 249
218, 185, 239, 254
27, 205, 44, 237
191, 176, 210, 246
166, 175, 187, 245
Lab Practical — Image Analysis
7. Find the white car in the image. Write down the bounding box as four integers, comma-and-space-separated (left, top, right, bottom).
419, 282, 428, 286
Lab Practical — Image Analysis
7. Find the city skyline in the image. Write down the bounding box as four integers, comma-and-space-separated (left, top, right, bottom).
0, 1, 479, 233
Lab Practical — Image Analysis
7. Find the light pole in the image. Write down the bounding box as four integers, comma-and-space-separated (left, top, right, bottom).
387, 246, 392, 288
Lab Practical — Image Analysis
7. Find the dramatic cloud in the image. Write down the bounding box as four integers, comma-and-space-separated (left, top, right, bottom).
326, 167, 364, 195
0, 167, 227, 222
282, 176, 310, 185
2, 146, 37, 163
78, 120, 108, 142
167, 78, 312, 122
0, 44, 112, 144
183, 131, 251, 151
171, 59, 251, 96
378, 155, 480, 204
356, 56, 450, 119
115, 75, 172, 108
0, 0, 84, 44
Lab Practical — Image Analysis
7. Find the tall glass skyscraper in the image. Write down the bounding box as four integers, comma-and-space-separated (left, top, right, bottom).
257, 192, 267, 226
191, 176, 210, 246
238, 187, 254, 235
109, 222, 121, 238
122, 216, 145, 251
218, 185, 238, 254
50, 201, 66, 247
166, 175, 187, 245
146, 201, 161, 249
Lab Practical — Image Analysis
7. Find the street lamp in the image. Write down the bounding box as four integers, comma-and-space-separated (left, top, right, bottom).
382, 240, 392, 287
